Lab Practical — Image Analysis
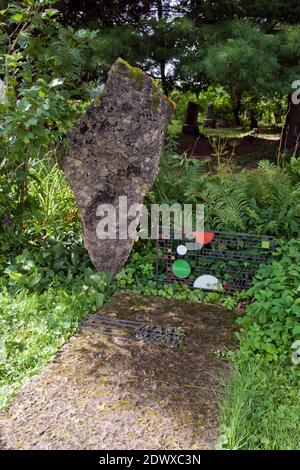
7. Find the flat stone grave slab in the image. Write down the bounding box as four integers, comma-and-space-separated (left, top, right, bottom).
0, 294, 237, 450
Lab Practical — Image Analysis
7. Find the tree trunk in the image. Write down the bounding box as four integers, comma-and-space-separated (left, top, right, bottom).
156, 0, 163, 18
279, 93, 300, 158
230, 89, 242, 126
233, 99, 241, 126
156, 0, 168, 96
250, 109, 258, 130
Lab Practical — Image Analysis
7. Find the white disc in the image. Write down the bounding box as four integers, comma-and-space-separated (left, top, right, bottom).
193, 275, 222, 291
177, 245, 187, 256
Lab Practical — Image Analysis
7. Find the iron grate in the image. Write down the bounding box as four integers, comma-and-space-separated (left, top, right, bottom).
81, 315, 185, 348
156, 228, 275, 293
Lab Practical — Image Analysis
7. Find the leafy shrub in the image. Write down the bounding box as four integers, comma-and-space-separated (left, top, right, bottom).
239, 239, 300, 364
2, 234, 112, 312
3, 240, 91, 290
0, 1, 102, 240
185, 161, 300, 237
153, 150, 205, 205
170, 86, 234, 126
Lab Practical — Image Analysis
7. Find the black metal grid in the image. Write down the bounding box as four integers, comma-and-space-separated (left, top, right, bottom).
156, 229, 275, 293
81, 315, 184, 347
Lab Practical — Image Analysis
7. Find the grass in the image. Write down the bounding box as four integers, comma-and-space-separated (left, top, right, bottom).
169, 118, 282, 141
0, 279, 98, 410
201, 127, 248, 139
168, 120, 248, 140
217, 357, 300, 450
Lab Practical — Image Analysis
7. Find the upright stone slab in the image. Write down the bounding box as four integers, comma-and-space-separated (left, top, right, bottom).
61, 58, 174, 274
182, 101, 200, 136
204, 103, 216, 128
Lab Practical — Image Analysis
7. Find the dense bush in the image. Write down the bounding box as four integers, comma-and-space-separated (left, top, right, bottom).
217, 240, 300, 450
239, 239, 300, 364
0, 1, 102, 245
170, 86, 233, 126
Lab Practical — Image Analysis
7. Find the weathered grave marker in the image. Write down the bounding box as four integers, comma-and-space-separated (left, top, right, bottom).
62, 58, 174, 273
182, 101, 200, 136
204, 102, 216, 128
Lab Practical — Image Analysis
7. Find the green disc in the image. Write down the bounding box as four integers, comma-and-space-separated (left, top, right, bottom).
172, 259, 191, 279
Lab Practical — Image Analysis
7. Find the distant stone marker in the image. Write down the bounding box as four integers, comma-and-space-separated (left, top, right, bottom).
182, 101, 200, 136
62, 58, 174, 274
0, 79, 6, 104
204, 103, 216, 128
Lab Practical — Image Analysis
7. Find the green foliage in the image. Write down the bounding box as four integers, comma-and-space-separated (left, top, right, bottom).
217, 238, 300, 451
113, 246, 239, 310
277, 26, 300, 87
242, 92, 287, 126
0, 274, 110, 410
153, 150, 205, 205
0, 0, 102, 232
198, 85, 233, 123
185, 161, 300, 237
170, 86, 233, 126
28, 160, 80, 238
3, 242, 91, 292
195, 20, 279, 97
153, 146, 300, 239
238, 239, 300, 364
186, 0, 300, 27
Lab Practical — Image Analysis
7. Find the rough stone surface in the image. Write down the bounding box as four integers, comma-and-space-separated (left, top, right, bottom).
204, 103, 216, 128
0, 294, 237, 450
61, 59, 174, 274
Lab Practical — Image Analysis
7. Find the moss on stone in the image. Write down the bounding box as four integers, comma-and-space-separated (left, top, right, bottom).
152, 83, 161, 113
114, 57, 145, 90
114, 57, 176, 112
165, 95, 176, 109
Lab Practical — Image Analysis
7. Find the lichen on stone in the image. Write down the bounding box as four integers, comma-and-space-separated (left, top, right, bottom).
114, 57, 176, 112
165, 95, 176, 109
151, 81, 161, 113
114, 57, 145, 90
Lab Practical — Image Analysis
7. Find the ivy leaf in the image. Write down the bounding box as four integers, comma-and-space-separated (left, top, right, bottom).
94, 292, 104, 309
293, 324, 300, 336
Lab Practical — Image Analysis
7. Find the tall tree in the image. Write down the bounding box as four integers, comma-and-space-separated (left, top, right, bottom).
183, 0, 300, 29
57, 0, 153, 28
277, 28, 300, 156
186, 20, 279, 125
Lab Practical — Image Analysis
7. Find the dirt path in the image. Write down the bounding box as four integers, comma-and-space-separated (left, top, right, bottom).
0, 293, 237, 450
177, 133, 280, 168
